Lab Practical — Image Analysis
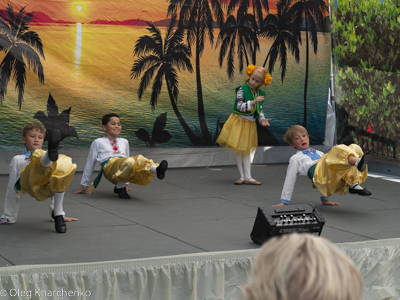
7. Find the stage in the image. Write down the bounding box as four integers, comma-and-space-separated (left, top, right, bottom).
1, 156, 400, 299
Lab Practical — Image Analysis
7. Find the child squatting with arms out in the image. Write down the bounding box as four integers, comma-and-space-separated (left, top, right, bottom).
217, 65, 272, 185
0, 123, 77, 233
275, 125, 372, 206
75, 113, 168, 199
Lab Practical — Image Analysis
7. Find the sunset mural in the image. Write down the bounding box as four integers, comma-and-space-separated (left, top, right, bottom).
0, 0, 331, 150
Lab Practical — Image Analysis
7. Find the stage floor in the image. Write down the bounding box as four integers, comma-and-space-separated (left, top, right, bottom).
1, 159, 400, 267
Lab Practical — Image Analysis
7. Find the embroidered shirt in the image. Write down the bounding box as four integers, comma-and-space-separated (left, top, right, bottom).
280, 148, 327, 204
80, 137, 130, 187
236, 87, 266, 123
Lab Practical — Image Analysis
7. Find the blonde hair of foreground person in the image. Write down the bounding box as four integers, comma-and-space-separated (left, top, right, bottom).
242, 233, 363, 300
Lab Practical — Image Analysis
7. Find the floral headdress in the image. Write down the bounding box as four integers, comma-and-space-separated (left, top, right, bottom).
245, 65, 272, 86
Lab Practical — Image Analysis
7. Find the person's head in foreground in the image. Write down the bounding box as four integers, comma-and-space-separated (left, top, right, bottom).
242, 233, 363, 300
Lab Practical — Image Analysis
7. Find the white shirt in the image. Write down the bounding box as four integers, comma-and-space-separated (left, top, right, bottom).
1, 153, 58, 223
80, 137, 130, 187
1, 155, 29, 223
280, 148, 326, 204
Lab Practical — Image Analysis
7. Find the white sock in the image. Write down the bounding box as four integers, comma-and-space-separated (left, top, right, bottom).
350, 183, 363, 190
53, 192, 65, 216
41, 151, 52, 166
355, 158, 361, 168
150, 164, 157, 173
116, 181, 125, 189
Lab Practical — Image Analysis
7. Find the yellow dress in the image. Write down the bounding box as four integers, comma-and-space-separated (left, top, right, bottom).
216, 113, 257, 156
20, 149, 77, 201
103, 155, 157, 186
313, 144, 368, 197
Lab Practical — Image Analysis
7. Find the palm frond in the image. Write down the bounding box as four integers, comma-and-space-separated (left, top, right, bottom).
0, 53, 14, 103
307, 16, 318, 53
0, 33, 12, 52
170, 51, 193, 72
19, 31, 45, 58
167, 0, 184, 18
131, 54, 160, 79
165, 68, 179, 102
218, 34, 231, 66
237, 39, 247, 72
133, 35, 159, 57
211, 0, 224, 27
6, 4, 16, 31
227, 0, 240, 16
150, 71, 164, 110
226, 37, 236, 79
19, 12, 35, 34
12, 56, 27, 109
267, 38, 280, 74
279, 39, 287, 82
137, 64, 159, 100
18, 42, 44, 83
146, 23, 163, 51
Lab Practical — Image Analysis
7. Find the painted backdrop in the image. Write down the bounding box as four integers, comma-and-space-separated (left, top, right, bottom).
0, 0, 331, 151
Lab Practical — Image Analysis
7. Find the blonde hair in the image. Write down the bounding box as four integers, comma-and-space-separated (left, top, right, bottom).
21, 122, 45, 137
245, 65, 272, 86
284, 125, 309, 144
242, 233, 363, 300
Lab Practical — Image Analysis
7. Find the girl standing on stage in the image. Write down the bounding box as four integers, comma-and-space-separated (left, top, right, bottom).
217, 65, 272, 185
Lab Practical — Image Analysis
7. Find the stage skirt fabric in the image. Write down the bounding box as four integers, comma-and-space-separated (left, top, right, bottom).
313, 144, 368, 197
103, 155, 157, 186
0, 238, 399, 300
20, 149, 77, 201
217, 113, 257, 156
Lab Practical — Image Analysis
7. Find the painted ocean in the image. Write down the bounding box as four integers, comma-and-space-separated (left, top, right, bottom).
0, 25, 331, 150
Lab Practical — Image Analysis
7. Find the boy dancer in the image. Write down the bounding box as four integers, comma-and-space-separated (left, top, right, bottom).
0, 123, 77, 233
75, 113, 168, 199
275, 125, 372, 206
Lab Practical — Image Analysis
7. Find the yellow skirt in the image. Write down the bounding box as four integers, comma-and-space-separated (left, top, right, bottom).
313, 144, 368, 197
216, 113, 257, 155
103, 155, 157, 186
20, 149, 77, 201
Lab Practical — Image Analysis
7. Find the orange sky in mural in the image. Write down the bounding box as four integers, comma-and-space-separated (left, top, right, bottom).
7, 0, 171, 23
5, 0, 327, 23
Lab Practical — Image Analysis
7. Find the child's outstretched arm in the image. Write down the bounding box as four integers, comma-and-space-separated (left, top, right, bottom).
273, 158, 299, 206
76, 140, 98, 194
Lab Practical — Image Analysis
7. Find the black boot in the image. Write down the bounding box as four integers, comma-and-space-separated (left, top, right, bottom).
48, 130, 62, 162
357, 152, 371, 172
54, 215, 67, 233
114, 186, 131, 199
156, 160, 168, 180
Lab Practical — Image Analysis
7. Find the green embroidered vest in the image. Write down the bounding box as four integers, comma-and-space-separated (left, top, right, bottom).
232, 83, 265, 119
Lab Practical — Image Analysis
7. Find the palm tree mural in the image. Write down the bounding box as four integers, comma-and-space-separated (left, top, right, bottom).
0, 4, 45, 109
167, 0, 224, 145
260, 0, 301, 83
225, 0, 269, 65
216, 12, 258, 79
289, 0, 328, 127
131, 16, 201, 146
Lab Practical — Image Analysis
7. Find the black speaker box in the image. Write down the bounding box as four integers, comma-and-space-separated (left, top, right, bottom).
250, 203, 325, 245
